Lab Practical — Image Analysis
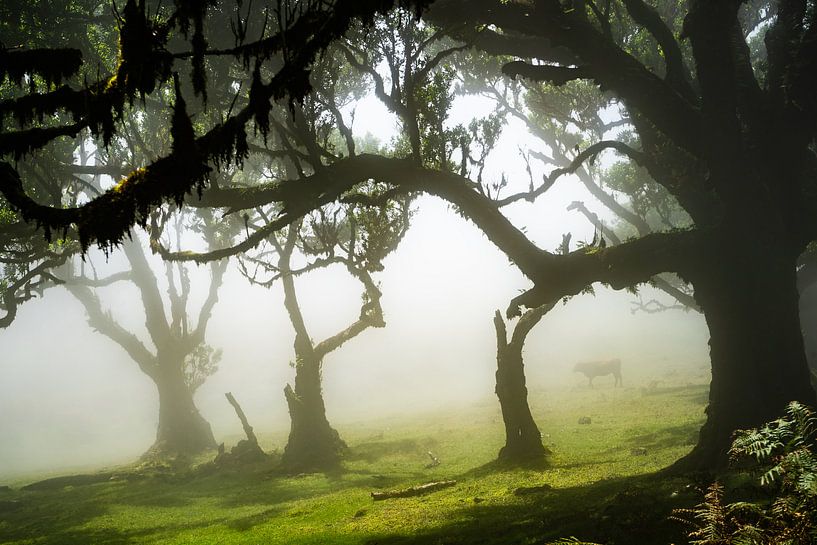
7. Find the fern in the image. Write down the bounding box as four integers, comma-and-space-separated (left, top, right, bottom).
676, 402, 817, 545
671, 482, 731, 545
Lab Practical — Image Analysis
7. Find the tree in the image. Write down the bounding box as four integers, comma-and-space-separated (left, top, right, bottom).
230, 186, 409, 469
62, 212, 227, 459
142, 35, 413, 468
493, 304, 553, 463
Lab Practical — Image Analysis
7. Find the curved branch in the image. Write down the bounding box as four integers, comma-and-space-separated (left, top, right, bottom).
190, 257, 228, 346
502, 62, 594, 87
434, 0, 704, 155
121, 238, 170, 350
277, 222, 316, 359
506, 228, 703, 317
432, 15, 579, 65
495, 140, 648, 207
0, 254, 67, 328
620, 0, 695, 101
509, 302, 555, 347
64, 270, 132, 288
63, 282, 158, 377
164, 154, 549, 279
314, 262, 385, 359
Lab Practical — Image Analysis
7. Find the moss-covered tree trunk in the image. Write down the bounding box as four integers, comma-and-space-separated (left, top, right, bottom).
277, 226, 346, 470
493, 308, 550, 463
65, 235, 224, 463
281, 349, 346, 469
146, 355, 217, 458
676, 245, 817, 470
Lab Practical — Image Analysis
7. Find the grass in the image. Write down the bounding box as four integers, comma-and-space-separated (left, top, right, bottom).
0, 378, 709, 545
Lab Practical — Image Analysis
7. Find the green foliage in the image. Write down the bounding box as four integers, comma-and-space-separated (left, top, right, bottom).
183, 343, 223, 392
674, 402, 817, 545
414, 66, 457, 169
730, 402, 817, 501
347, 184, 412, 272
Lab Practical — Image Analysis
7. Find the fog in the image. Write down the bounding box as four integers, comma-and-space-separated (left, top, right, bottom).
0, 92, 710, 480
0, 203, 709, 479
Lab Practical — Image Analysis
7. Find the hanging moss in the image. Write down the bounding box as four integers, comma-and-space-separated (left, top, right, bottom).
169, 75, 209, 200
0, 0, 437, 251
0, 86, 84, 128
116, 0, 172, 101
200, 116, 249, 169
0, 47, 82, 88
248, 64, 271, 141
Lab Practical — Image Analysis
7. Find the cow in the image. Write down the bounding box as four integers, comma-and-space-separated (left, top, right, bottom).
573, 358, 622, 387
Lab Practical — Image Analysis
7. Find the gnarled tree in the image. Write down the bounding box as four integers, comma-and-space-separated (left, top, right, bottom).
62, 214, 227, 459
493, 303, 554, 463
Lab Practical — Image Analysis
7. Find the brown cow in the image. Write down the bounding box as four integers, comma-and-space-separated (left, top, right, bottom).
574, 359, 622, 387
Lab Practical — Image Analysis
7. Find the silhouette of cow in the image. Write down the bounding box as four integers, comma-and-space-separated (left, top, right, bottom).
574, 359, 622, 387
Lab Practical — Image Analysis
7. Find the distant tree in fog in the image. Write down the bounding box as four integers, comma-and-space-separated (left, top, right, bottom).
61, 212, 228, 459
241, 201, 408, 470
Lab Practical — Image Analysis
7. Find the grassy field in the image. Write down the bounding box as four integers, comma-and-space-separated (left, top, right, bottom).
0, 378, 710, 545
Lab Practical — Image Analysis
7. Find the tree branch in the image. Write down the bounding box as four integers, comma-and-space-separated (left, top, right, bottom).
63, 282, 158, 377
502, 62, 594, 87
620, 0, 696, 101
314, 263, 385, 359
495, 140, 648, 208
121, 237, 171, 351
433, 0, 704, 155
506, 228, 702, 317
509, 302, 555, 347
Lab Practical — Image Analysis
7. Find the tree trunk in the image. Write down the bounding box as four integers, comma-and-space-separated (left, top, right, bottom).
145, 361, 216, 459
799, 286, 817, 386
281, 352, 346, 470
674, 246, 817, 470
493, 311, 548, 462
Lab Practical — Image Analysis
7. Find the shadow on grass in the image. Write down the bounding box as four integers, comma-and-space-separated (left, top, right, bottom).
0, 486, 111, 545
458, 455, 552, 479
345, 438, 423, 463
364, 472, 698, 545
0, 482, 228, 545
207, 458, 427, 511
623, 422, 700, 451
225, 506, 284, 531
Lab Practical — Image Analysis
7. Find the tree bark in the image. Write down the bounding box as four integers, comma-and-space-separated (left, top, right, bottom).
145, 360, 216, 458
799, 286, 817, 385
281, 351, 346, 470
275, 224, 349, 470
673, 246, 817, 470
493, 310, 549, 462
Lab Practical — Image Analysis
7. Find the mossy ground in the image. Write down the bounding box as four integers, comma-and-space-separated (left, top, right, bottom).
0, 378, 710, 545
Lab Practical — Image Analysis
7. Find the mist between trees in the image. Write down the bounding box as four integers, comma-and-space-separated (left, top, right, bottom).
1, 0, 816, 481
